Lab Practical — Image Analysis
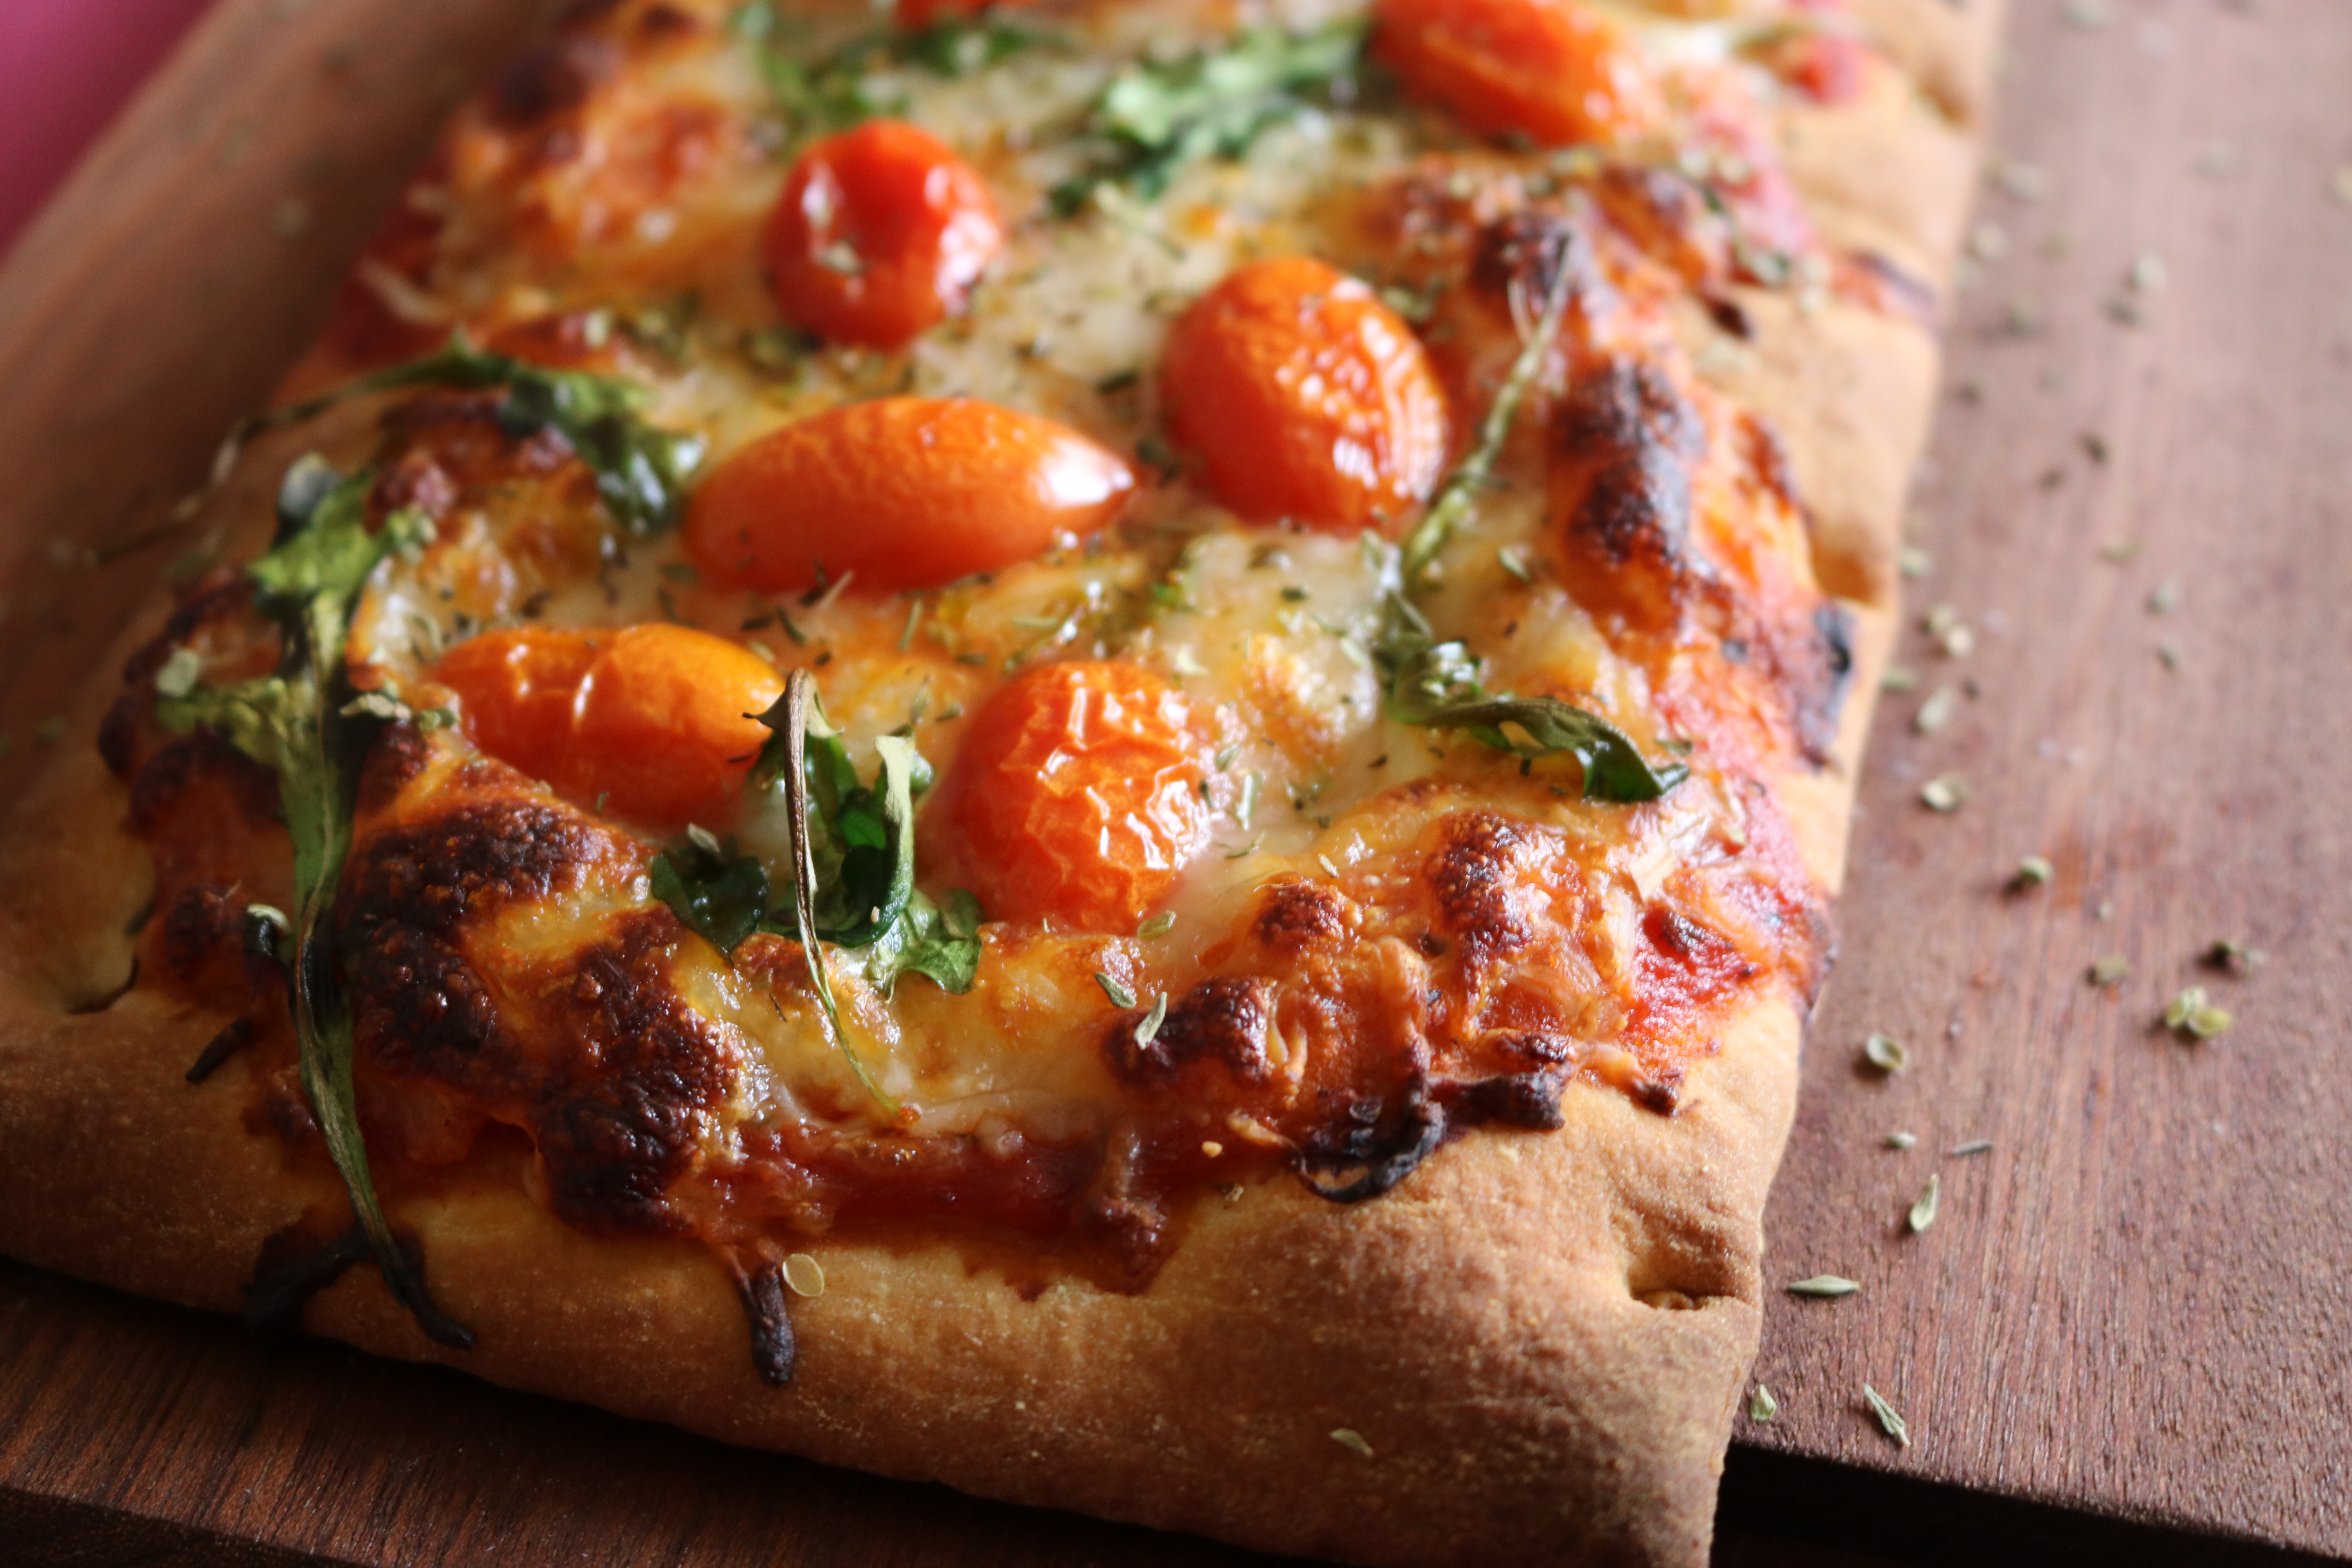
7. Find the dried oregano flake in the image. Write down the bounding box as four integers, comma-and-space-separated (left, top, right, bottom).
1862, 1383, 1912, 1448
1329, 1428, 1374, 1458
1863, 1033, 1909, 1074
1907, 1173, 1941, 1234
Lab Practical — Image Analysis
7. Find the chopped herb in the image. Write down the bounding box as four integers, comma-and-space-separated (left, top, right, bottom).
154, 461, 470, 1349
1949, 1139, 1995, 1157
2147, 579, 2180, 614
1496, 545, 1536, 584
2164, 985, 2232, 1039
2013, 853, 2055, 889
257, 334, 703, 537
1913, 686, 1958, 735
1399, 246, 1577, 585
1372, 595, 1686, 803
1748, 1384, 1779, 1422
781, 1252, 826, 1298
2099, 539, 2143, 564
1885, 1131, 1918, 1151
2088, 954, 2130, 987
1094, 971, 1138, 1009
154, 646, 203, 699
1278, 584, 1310, 603
1787, 1275, 1862, 1299
1898, 546, 1933, 579
1882, 665, 1920, 693
1862, 1383, 1912, 1449
1134, 991, 1169, 1045
1920, 774, 1967, 812
1050, 19, 1366, 214
1907, 1172, 1941, 1234
1329, 1428, 1375, 1458
1863, 1032, 1909, 1074
1137, 910, 1177, 939
2157, 639, 2181, 670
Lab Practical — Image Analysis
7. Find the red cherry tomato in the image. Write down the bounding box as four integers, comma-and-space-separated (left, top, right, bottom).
894, 0, 1040, 27
1372, 0, 1664, 148
1161, 256, 1450, 533
684, 397, 1137, 594
764, 119, 1003, 349
926, 661, 1210, 930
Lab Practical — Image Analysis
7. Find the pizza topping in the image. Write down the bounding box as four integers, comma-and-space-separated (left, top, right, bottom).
1051, 17, 1368, 214
765, 119, 1004, 349
682, 397, 1136, 592
1371, 0, 1663, 150
1162, 257, 1450, 535
926, 660, 1211, 931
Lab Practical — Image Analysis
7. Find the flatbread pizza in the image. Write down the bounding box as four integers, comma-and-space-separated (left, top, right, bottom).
0, 0, 1996, 1561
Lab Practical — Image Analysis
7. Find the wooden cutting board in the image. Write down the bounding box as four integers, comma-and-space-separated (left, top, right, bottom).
2, 0, 2347, 1562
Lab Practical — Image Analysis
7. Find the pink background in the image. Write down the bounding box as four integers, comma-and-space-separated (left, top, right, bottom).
0, 0, 218, 259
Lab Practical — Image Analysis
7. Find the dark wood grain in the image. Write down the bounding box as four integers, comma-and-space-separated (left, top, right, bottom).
2, 0, 2348, 1563
1742, 0, 2352, 1555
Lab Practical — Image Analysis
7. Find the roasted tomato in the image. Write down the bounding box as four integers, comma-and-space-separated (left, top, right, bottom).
1372, 0, 1664, 148
926, 661, 1210, 930
1160, 256, 1449, 534
683, 397, 1137, 593
435, 623, 782, 829
763, 119, 1003, 349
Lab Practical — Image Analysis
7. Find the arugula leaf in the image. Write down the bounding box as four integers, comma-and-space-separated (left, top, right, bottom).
731, 4, 1043, 139
157, 461, 473, 1349
259, 334, 704, 538
1372, 594, 1688, 803
1051, 18, 1367, 214
648, 675, 983, 996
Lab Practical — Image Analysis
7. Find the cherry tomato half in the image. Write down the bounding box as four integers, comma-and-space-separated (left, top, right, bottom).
764, 119, 1003, 349
435, 623, 782, 830
1372, 0, 1664, 149
926, 661, 1210, 930
1161, 256, 1450, 534
683, 397, 1137, 594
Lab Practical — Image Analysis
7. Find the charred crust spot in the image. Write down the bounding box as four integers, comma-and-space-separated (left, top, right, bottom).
1297, 1085, 1448, 1203
368, 451, 459, 523
343, 799, 600, 939
1470, 211, 1589, 305
1705, 294, 1753, 339
1427, 811, 1535, 972
350, 923, 503, 1082
1443, 1068, 1568, 1131
1591, 164, 1724, 286
123, 573, 254, 685
1105, 976, 1273, 1093
528, 910, 737, 1234
128, 733, 281, 834
357, 723, 432, 814
186, 1016, 254, 1083
245, 1220, 370, 1335
1799, 602, 1857, 760
377, 391, 577, 487
161, 883, 245, 978
1252, 878, 1350, 953
1551, 359, 1708, 631
99, 694, 143, 777
489, 32, 617, 129
731, 1256, 797, 1386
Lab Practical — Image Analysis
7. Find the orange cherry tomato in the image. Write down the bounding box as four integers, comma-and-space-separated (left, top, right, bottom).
684, 397, 1137, 593
764, 119, 1003, 350
433, 627, 601, 788
570, 625, 784, 829
927, 662, 1210, 930
1372, 0, 1664, 148
436, 624, 782, 830
1160, 256, 1450, 534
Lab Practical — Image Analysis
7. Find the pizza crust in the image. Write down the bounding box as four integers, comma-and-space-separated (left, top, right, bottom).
0, 3, 1997, 1559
